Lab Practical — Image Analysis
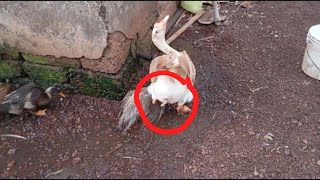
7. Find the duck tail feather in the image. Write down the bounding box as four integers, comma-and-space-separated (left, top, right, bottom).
118, 87, 164, 133
0, 104, 10, 114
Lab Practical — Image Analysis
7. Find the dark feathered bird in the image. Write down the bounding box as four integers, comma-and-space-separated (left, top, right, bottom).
0, 82, 65, 121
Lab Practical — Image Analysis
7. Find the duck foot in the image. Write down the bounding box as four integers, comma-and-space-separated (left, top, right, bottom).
177, 105, 191, 115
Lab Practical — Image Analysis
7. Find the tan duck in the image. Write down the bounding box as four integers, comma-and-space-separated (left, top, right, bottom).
118, 15, 197, 133
0, 82, 65, 121
147, 15, 196, 114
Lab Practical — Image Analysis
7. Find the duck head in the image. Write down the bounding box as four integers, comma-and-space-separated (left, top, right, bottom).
152, 15, 169, 44
45, 86, 66, 99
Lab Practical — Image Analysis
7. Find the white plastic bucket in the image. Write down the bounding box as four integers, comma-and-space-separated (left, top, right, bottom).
302, 24, 320, 80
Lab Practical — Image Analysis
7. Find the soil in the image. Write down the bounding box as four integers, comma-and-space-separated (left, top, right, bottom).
1, 1, 320, 179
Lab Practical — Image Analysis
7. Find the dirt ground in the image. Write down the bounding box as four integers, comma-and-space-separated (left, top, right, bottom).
1, 1, 320, 179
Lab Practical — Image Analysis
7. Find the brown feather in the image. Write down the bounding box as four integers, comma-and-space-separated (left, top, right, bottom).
149, 51, 195, 84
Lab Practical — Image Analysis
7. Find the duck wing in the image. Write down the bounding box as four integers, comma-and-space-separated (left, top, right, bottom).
2, 83, 48, 110
2, 83, 38, 104
179, 51, 196, 85
149, 54, 175, 83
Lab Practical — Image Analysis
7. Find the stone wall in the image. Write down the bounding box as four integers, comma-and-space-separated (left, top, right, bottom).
0, 1, 178, 100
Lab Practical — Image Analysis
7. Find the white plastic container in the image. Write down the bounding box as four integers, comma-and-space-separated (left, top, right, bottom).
302, 24, 320, 80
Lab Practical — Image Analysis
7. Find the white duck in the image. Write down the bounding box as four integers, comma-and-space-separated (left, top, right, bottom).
118, 15, 196, 132
147, 15, 196, 114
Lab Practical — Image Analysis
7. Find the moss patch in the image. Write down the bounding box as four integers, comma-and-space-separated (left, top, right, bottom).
22, 52, 49, 65
11, 77, 35, 87
68, 53, 142, 100
0, 60, 23, 80
69, 68, 125, 100
22, 52, 81, 68
49, 57, 81, 68
5, 49, 143, 100
22, 62, 68, 88
0, 45, 20, 59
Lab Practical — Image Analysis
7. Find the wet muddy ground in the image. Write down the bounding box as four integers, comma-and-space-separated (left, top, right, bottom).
1, 1, 320, 179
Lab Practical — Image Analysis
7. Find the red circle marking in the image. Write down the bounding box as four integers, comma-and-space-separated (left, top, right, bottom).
133, 70, 199, 135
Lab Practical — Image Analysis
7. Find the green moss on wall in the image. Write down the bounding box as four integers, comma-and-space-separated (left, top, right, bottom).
0, 37, 149, 100
69, 68, 125, 100
0, 45, 20, 59
50, 58, 81, 68
0, 60, 23, 80
22, 62, 68, 88
22, 52, 49, 65
22, 52, 81, 68
68, 53, 142, 100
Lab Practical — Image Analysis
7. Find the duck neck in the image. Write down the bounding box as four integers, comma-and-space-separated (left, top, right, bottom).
154, 38, 181, 60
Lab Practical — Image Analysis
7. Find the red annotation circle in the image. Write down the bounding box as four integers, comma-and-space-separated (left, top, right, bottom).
133, 70, 199, 135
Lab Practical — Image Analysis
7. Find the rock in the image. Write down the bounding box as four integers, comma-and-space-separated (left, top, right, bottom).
284, 149, 290, 155
7, 148, 16, 155
80, 31, 132, 74
264, 133, 274, 141
258, 173, 264, 178
7, 160, 15, 168
298, 122, 303, 126
317, 160, 320, 166
72, 157, 81, 164
223, 20, 231, 26
248, 130, 255, 135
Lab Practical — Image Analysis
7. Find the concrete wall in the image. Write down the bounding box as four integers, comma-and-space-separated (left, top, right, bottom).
0, 1, 177, 99
0, 1, 177, 73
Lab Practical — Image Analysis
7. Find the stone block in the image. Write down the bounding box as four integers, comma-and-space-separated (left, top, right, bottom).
80, 31, 131, 74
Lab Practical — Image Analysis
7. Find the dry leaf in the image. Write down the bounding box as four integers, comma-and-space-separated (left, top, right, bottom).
35, 109, 47, 116
241, 1, 255, 8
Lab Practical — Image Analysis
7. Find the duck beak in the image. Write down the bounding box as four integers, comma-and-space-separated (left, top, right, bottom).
59, 92, 66, 98
159, 15, 169, 28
